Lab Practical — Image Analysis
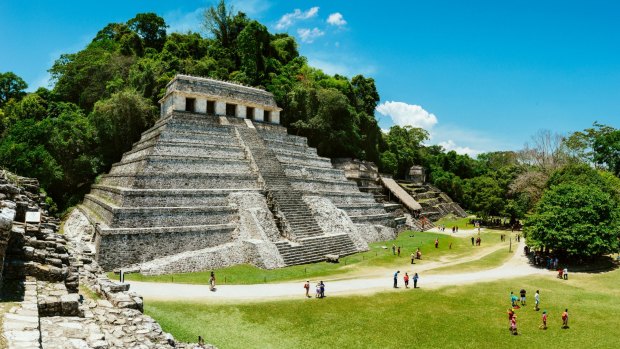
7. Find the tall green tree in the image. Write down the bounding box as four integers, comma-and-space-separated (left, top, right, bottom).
89, 89, 157, 167
524, 183, 620, 257
0, 72, 27, 107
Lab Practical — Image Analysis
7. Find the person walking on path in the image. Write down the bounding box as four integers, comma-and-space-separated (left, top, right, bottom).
393, 271, 400, 288
404, 272, 410, 288
392, 244, 396, 255
535, 290, 540, 311
315, 282, 321, 298
540, 311, 548, 329
397, 246, 401, 257
319, 281, 325, 298
435, 238, 439, 248
520, 289, 527, 306
304, 281, 311, 298
563, 267, 568, 280
413, 272, 419, 288
411, 252, 415, 264
562, 309, 569, 328
209, 271, 216, 291
471, 236, 475, 246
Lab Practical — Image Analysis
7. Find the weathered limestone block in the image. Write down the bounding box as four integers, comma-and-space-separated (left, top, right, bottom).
303, 196, 369, 251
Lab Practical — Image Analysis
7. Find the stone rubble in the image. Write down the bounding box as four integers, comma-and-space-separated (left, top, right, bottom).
1, 171, 216, 349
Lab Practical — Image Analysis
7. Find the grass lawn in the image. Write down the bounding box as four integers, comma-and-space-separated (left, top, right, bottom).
435, 214, 477, 230
117, 230, 506, 285
432, 246, 515, 274
146, 267, 620, 349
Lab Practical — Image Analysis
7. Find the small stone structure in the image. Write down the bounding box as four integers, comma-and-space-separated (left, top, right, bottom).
71, 75, 395, 273
160, 74, 282, 123
407, 165, 426, 184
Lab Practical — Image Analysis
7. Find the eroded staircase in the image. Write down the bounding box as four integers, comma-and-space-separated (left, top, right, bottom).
236, 125, 358, 265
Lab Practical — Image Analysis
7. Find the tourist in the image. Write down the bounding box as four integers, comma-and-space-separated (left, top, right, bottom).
304, 281, 311, 298
392, 244, 396, 255
411, 252, 415, 264
452, 226, 455, 233
471, 236, 475, 246
510, 291, 517, 307
198, 335, 205, 347
535, 290, 540, 311
557, 268, 564, 279
520, 288, 526, 306
449, 242, 452, 249
397, 246, 401, 257
320, 281, 325, 298
562, 308, 569, 328
563, 267, 568, 280
435, 238, 439, 248
510, 314, 518, 335
315, 282, 321, 298
413, 272, 419, 288
507, 308, 515, 330
404, 272, 409, 288
416, 247, 422, 259
540, 311, 548, 329
209, 271, 216, 291
393, 271, 400, 288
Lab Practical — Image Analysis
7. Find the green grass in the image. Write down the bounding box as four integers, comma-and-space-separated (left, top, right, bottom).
117, 230, 506, 285
435, 214, 476, 230
79, 285, 101, 301
433, 246, 514, 274
146, 268, 620, 349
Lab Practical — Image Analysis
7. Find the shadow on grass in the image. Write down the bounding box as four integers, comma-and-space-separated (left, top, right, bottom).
526, 253, 619, 274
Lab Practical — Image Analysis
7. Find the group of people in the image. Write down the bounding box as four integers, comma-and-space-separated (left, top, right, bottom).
393, 270, 419, 289
392, 244, 402, 256
470, 236, 482, 246
532, 254, 570, 280
411, 248, 422, 264
507, 289, 569, 335
303, 280, 326, 298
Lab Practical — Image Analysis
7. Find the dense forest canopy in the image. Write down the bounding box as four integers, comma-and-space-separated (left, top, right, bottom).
1, 1, 619, 253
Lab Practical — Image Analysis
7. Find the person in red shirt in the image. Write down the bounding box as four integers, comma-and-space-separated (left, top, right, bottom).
562, 309, 569, 328
507, 308, 514, 330
539, 311, 548, 329
510, 315, 518, 335
404, 272, 410, 288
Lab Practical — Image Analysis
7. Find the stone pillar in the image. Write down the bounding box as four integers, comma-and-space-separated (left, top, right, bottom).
173, 93, 186, 112
271, 111, 280, 124
236, 105, 247, 119
196, 99, 207, 114
254, 108, 264, 122
215, 101, 226, 116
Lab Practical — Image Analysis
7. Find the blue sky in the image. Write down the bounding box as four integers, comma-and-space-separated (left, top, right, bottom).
1, 0, 619, 156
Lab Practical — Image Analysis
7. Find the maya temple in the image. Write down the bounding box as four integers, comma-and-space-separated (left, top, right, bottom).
70, 75, 465, 274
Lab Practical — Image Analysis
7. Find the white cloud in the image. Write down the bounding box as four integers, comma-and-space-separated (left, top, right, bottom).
375, 101, 438, 129
437, 140, 481, 157
297, 27, 324, 43
327, 13, 347, 26
276, 7, 319, 30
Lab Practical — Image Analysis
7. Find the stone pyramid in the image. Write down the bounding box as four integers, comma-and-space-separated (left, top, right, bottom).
72, 75, 395, 274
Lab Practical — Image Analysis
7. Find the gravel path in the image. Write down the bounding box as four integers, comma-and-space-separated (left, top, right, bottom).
129, 240, 548, 302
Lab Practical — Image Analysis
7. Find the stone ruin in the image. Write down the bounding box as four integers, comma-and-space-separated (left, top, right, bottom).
0, 170, 214, 348
69, 75, 396, 275
332, 158, 468, 229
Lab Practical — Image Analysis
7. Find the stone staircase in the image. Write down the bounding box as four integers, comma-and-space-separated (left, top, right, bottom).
236, 125, 358, 265
397, 182, 467, 221
274, 234, 359, 266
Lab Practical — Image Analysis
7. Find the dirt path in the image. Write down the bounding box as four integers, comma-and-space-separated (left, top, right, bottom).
129, 240, 548, 302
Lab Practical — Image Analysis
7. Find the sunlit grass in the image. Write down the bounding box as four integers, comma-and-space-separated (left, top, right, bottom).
146, 268, 620, 349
